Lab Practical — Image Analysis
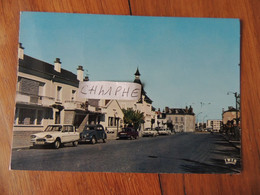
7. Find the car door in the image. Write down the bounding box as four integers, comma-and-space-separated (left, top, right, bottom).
61, 125, 70, 143
96, 126, 103, 140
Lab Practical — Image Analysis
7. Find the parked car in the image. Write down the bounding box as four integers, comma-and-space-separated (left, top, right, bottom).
117, 127, 138, 140
79, 124, 107, 144
142, 128, 158, 137
158, 128, 171, 135
30, 124, 79, 149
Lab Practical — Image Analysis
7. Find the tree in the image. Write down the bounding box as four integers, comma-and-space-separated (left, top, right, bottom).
122, 108, 144, 130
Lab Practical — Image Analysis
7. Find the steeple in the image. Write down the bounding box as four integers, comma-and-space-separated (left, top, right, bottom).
134, 68, 141, 84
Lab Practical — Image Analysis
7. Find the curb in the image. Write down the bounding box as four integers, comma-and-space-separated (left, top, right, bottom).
12, 146, 31, 150
220, 134, 241, 150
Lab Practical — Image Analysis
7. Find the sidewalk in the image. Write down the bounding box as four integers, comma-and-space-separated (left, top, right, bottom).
12, 131, 118, 150
218, 133, 241, 150
12, 131, 38, 150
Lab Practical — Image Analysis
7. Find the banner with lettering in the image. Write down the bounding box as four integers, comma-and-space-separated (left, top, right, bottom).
78, 81, 142, 100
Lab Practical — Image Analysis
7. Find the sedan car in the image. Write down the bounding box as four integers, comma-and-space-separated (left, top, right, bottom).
117, 127, 139, 140
158, 128, 171, 135
79, 124, 107, 144
142, 128, 158, 137
30, 124, 79, 149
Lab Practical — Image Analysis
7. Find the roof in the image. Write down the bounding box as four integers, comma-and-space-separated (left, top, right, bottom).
223, 107, 239, 114
158, 108, 195, 118
133, 68, 153, 104
19, 55, 79, 87
134, 68, 141, 76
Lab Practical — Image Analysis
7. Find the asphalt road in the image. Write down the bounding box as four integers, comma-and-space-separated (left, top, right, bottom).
11, 132, 241, 173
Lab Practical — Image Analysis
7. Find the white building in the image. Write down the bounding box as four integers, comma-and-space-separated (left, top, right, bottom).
206, 120, 222, 131
99, 99, 124, 134
14, 44, 99, 132
118, 68, 156, 131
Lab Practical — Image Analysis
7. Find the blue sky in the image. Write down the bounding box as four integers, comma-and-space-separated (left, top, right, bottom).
19, 12, 240, 121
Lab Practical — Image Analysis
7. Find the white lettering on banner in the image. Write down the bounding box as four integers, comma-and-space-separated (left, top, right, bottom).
78, 81, 142, 100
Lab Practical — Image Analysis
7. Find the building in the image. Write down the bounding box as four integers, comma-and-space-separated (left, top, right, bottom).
118, 68, 156, 131
157, 106, 195, 132
206, 120, 222, 131
99, 99, 124, 134
222, 106, 240, 125
14, 44, 100, 132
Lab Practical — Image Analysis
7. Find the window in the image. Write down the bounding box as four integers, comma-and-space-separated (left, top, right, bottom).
175, 117, 178, 122
18, 108, 36, 125
37, 110, 43, 125
14, 108, 44, 125
108, 117, 114, 127
56, 86, 62, 101
71, 90, 76, 101
181, 117, 184, 122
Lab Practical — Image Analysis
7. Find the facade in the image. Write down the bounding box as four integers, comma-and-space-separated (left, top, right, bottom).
14, 45, 154, 135
118, 68, 156, 131
99, 99, 124, 134
157, 107, 195, 132
206, 120, 222, 131
14, 44, 99, 132
222, 106, 240, 125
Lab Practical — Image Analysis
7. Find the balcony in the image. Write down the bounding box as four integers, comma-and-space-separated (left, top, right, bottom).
64, 100, 86, 110
16, 91, 55, 107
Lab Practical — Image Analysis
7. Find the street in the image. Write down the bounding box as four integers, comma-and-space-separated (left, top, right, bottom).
11, 132, 241, 173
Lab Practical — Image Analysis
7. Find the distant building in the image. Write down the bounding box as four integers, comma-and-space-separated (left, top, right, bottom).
222, 106, 240, 125
157, 106, 195, 132
206, 120, 222, 131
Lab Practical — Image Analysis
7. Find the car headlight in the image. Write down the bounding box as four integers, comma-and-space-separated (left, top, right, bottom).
45, 135, 53, 139
31, 135, 36, 139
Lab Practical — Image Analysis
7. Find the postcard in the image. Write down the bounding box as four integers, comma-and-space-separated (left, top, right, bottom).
11, 12, 241, 173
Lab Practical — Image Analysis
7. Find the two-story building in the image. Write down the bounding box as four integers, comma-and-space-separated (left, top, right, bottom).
14, 44, 100, 132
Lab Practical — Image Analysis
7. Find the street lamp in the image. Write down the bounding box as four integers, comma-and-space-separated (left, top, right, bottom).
196, 112, 202, 123
227, 91, 240, 125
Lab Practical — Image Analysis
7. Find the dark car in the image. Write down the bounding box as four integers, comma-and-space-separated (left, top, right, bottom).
79, 124, 107, 144
117, 127, 139, 140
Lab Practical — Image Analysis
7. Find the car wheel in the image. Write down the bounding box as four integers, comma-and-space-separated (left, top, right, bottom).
91, 136, 97, 144
130, 136, 134, 140
54, 139, 61, 149
72, 141, 78, 147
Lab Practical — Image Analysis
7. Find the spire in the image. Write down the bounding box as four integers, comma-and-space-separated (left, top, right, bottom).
135, 68, 141, 76
134, 68, 141, 84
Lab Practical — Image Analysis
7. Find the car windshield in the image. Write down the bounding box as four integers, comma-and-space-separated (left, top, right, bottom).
83, 126, 95, 131
122, 128, 134, 132
45, 125, 62, 131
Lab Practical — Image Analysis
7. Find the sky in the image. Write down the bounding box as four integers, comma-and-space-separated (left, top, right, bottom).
19, 12, 240, 121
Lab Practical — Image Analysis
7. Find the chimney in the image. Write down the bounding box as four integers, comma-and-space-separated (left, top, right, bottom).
18, 43, 24, 60
54, 58, 61, 72
77, 66, 84, 81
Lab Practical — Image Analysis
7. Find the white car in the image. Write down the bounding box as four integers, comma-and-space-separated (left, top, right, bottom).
158, 128, 171, 135
142, 128, 159, 137
30, 124, 79, 149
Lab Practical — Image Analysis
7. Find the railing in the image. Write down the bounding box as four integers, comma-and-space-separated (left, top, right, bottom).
64, 100, 85, 109
16, 91, 55, 106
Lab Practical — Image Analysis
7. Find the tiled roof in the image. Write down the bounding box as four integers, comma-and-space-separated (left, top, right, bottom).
19, 55, 79, 87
